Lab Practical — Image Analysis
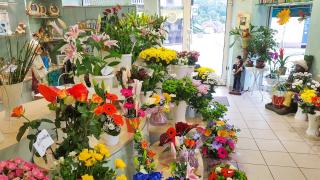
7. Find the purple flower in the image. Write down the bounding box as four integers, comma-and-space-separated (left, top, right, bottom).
208, 121, 216, 127
269, 51, 279, 60
212, 141, 222, 150
226, 124, 233, 130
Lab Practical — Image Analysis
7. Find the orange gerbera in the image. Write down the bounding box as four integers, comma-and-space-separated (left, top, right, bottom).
57, 89, 68, 99
141, 140, 148, 149
113, 114, 124, 126
204, 129, 212, 137
217, 130, 229, 137
38, 84, 59, 103
67, 83, 88, 102
106, 93, 118, 102
185, 139, 196, 149
91, 94, 103, 104
229, 130, 236, 137
11, 105, 24, 118
147, 150, 156, 158
94, 106, 104, 115
103, 103, 117, 115
166, 127, 176, 139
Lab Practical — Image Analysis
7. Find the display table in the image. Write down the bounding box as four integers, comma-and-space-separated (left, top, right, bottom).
151, 141, 204, 179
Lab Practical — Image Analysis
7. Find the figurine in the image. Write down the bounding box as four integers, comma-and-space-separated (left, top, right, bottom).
232, 55, 244, 93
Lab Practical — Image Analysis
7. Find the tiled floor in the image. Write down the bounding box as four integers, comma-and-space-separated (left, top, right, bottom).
209, 87, 320, 180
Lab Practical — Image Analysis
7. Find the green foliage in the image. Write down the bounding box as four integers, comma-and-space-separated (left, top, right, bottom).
199, 101, 228, 121
162, 78, 198, 104
143, 64, 166, 93
169, 161, 187, 179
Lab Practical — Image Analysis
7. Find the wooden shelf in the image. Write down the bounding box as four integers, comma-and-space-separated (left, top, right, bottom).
29, 16, 60, 19
256, 1, 313, 7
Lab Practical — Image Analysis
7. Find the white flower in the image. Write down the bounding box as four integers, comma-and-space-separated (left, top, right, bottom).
59, 157, 65, 164
299, 80, 303, 84
229, 165, 237, 170
215, 167, 222, 173
311, 85, 316, 89
292, 85, 296, 89
316, 84, 320, 88
68, 151, 77, 157
107, 123, 115, 130
226, 178, 232, 180
145, 98, 156, 105
307, 83, 311, 86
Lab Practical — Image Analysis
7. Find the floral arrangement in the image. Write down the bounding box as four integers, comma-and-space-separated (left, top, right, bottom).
0, 157, 49, 180
143, 92, 173, 112
199, 101, 228, 121
167, 161, 199, 180
295, 88, 320, 114
53, 143, 127, 180
290, 72, 319, 93
172, 51, 200, 66
162, 77, 198, 104
209, 163, 247, 180
0, 38, 40, 85
133, 130, 161, 178
139, 47, 177, 66
200, 119, 240, 159
194, 67, 220, 93
14, 83, 109, 158
194, 67, 215, 80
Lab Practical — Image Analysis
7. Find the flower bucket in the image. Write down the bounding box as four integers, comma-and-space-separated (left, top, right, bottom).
149, 107, 168, 126
114, 54, 132, 71
0, 82, 23, 121
92, 74, 114, 89
126, 117, 140, 133
173, 101, 187, 122
171, 65, 194, 79
102, 133, 120, 146
306, 112, 320, 137
295, 106, 308, 121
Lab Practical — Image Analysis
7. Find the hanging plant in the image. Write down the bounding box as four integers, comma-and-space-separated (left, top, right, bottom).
277, 8, 291, 25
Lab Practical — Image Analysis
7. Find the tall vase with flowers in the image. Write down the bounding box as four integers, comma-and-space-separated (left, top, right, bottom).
0, 37, 40, 134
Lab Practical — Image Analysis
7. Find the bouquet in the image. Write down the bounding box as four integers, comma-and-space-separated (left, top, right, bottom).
295, 88, 320, 114
167, 161, 199, 180
198, 101, 228, 121
53, 143, 127, 180
194, 66, 220, 93
139, 47, 177, 66
209, 163, 247, 180
173, 51, 200, 66
0, 157, 49, 180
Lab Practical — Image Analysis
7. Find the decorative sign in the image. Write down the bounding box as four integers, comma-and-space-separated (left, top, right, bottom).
33, 129, 54, 157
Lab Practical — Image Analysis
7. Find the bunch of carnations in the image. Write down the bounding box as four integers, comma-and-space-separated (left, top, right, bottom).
53, 143, 127, 180
0, 158, 49, 180
200, 119, 239, 159
133, 130, 160, 178
209, 163, 247, 180
14, 83, 109, 158
174, 50, 200, 66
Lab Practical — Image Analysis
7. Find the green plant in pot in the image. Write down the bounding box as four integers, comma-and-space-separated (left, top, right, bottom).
276, 48, 291, 75
247, 26, 277, 69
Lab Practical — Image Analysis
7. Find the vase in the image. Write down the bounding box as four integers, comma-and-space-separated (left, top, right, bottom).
0, 82, 23, 122
149, 108, 168, 126
306, 112, 320, 137
171, 65, 194, 79
126, 117, 140, 133
295, 106, 308, 121
101, 133, 120, 146
187, 106, 196, 118
173, 101, 187, 122
91, 74, 114, 90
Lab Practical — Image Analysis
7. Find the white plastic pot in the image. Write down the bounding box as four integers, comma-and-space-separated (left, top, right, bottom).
0, 82, 23, 121
171, 65, 194, 79
91, 74, 114, 89
295, 106, 308, 121
306, 112, 320, 137
173, 101, 188, 122
102, 133, 120, 146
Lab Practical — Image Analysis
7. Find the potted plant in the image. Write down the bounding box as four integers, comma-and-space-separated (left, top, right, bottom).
276, 48, 290, 75
170, 51, 200, 79
247, 26, 277, 69
0, 38, 40, 124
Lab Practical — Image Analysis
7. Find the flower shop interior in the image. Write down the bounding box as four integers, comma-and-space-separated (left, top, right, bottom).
0, 0, 320, 179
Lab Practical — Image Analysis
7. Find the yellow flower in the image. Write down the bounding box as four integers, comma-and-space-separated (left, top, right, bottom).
115, 159, 126, 170
163, 93, 172, 102
195, 67, 215, 77
300, 89, 317, 103
216, 121, 225, 126
116, 174, 127, 180
152, 94, 161, 104
97, 145, 110, 157
84, 158, 96, 167
229, 131, 236, 137
64, 96, 75, 105
82, 174, 94, 180
217, 130, 229, 137
204, 129, 212, 137
78, 149, 91, 161
277, 8, 291, 25
93, 152, 104, 161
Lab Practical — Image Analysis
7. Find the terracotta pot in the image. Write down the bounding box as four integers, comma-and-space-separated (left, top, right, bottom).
126, 117, 140, 133
255, 60, 265, 69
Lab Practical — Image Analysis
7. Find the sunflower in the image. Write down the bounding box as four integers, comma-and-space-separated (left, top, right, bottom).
277, 9, 291, 25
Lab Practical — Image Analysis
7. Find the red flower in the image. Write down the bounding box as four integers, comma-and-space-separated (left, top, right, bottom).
312, 96, 320, 107
166, 127, 176, 140
221, 168, 235, 178
208, 172, 217, 180
67, 84, 88, 102
147, 150, 156, 158
175, 122, 198, 136
185, 139, 196, 149
279, 48, 284, 59
113, 114, 124, 126
103, 103, 117, 115
91, 94, 103, 104
124, 102, 134, 109
116, 4, 122, 10
120, 88, 133, 97
104, 8, 112, 15
141, 140, 148, 149
11, 105, 24, 118
217, 147, 228, 159
106, 93, 118, 102
38, 84, 59, 103
94, 106, 104, 115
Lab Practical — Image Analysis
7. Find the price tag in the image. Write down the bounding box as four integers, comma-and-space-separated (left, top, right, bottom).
33, 129, 54, 157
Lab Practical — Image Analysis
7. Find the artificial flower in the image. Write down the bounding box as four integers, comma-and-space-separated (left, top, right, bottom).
11, 106, 24, 118
115, 159, 126, 170
106, 93, 118, 102
113, 114, 124, 126
38, 84, 59, 103
67, 83, 88, 102
103, 103, 117, 115
277, 8, 291, 25
91, 94, 103, 104
81, 174, 94, 180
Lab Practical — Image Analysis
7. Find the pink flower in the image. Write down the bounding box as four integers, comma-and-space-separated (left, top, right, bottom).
91, 34, 102, 42
197, 84, 209, 94
124, 102, 134, 109
13, 158, 23, 164
215, 136, 227, 144
65, 25, 84, 40
104, 40, 118, 48
0, 175, 8, 180
192, 79, 202, 87
217, 147, 228, 159
228, 140, 235, 150
7, 162, 17, 170
61, 43, 77, 60
15, 168, 24, 177
32, 168, 45, 179
120, 88, 133, 97
138, 109, 145, 117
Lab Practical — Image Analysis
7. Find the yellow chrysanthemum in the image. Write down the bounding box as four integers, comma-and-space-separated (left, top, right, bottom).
163, 93, 172, 102
115, 159, 126, 170
217, 130, 229, 137
93, 152, 104, 161
195, 67, 215, 77
277, 9, 291, 25
216, 121, 225, 126
139, 47, 177, 64
300, 89, 317, 103
116, 174, 127, 180
78, 149, 91, 161
94, 144, 110, 157
82, 174, 94, 180
84, 158, 96, 167
151, 94, 161, 104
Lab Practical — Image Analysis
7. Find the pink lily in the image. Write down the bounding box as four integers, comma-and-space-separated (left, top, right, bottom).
65, 25, 84, 40
104, 40, 118, 48
186, 163, 199, 180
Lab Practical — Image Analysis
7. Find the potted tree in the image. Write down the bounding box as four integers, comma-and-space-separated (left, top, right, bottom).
248, 26, 277, 69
